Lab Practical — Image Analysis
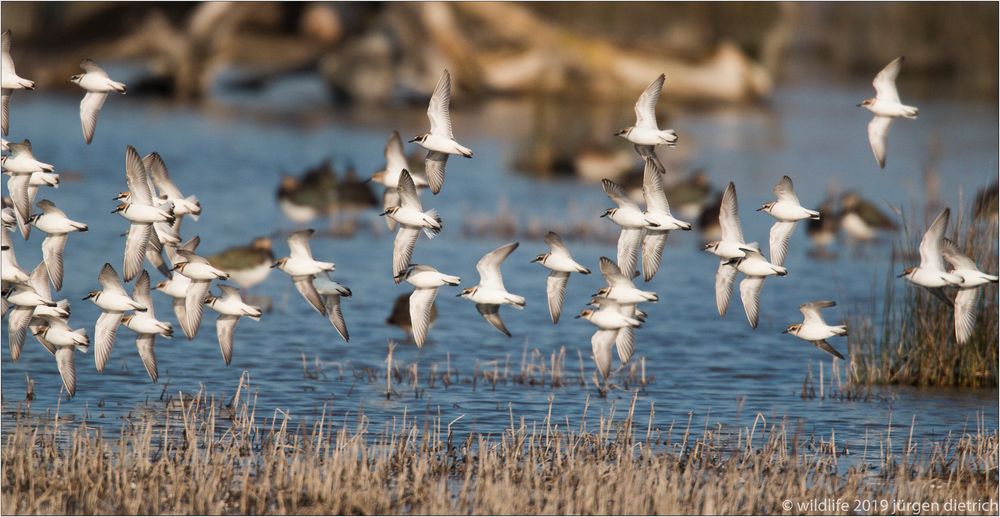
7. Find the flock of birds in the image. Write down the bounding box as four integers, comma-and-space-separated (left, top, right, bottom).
1, 29, 996, 398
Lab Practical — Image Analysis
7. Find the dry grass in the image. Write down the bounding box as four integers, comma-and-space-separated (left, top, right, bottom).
849, 205, 998, 388
3, 378, 997, 515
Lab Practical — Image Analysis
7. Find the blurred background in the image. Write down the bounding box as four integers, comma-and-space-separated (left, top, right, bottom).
1, 3, 997, 447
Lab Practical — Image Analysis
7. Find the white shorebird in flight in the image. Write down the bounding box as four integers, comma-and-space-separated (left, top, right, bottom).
2, 139, 54, 239
410, 70, 473, 194
205, 285, 262, 365
941, 239, 999, 344
858, 56, 918, 169
313, 273, 351, 342
383, 169, 442, 281
272, 229, 335, 315
531, 231, 591, 324
576, 303, 643, 382
898, 208, 962, 298
783, 300, 847, 360
370, 131, 430, 230
113, 146, 175, 282
601, 178, 656, 276
1, 31, 35, 136
172, 249, 229, 340
84, 263, 148, 372
121, 270, 173, 382
458, 242, 524, 337
703, 182, 746, 316
729, 244, 787, 329
29, 199, 88, 291
396, 264, 460, 347
757, 176, 819, 267
71, 58, 127, 144
616, 73, 677, 174
640, 157, 691, 281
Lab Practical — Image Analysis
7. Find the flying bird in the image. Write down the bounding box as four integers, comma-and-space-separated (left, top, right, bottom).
29, 199, 88, 291
1, 31, 35, 136
640, 157, 692, 281
941, 239, 998, 344
601, 178, 656, 276
205, 285, 262, 365
531, 231, 590, 324
410, 70, 473, 194
757, 176, 819, 267
121, 271, 173, 382
272, 229, 335, 314
783, 300, 847, 359
113, 146, 175, 282
858, 57, 918, 169
395, 264, 460, 347
313, 273, 351, 342
172, 249, 229, 340
83, 263, 148, 372
382, 169, 442, 280
370, 131, 430, 230
71, 59, 127, 144
616, 73, 677, 175
703, 182, 746, 316
2, 139, 55, 239
458, 242, 524, 337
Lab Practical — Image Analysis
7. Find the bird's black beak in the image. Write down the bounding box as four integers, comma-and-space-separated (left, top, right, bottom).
530, 257, 540, 263
271, 262, 279, 269
755, 207, 764, 211
574, 314, 582, 319
455, 292, 463, 297
379, 210, 388, 216
896, 272, 906, 278
600, 212, 608, 218
782, 329, 790, 334
408, 138, 418, 143
855, 103, 862, 108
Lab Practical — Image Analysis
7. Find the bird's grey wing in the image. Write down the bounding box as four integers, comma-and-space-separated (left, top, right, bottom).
616, 227, 643, 277
287, 229, 315, 260
634, 144, 666, 174
136, 334, 158, 382
396, 169, 421, 209
719, 182, 744, 244
181, 279, 210, 339
602, 178, 637, 209
123, 223, 151, 282
98, 263, 128, 295
124, 145, 153, 204
36, 199, 67, 217
641, 157, 670, 214
171, 297, 186, 330
954, 287, 979, 344
873, 56, 902, 103
941, 238, 978, 271
384, 130, 408, 177
7, 173, 31, 239
641, 230, 669, 282
27, 261, 50, 299
322, 294, 349, 342
773, 175, 799, 204
424, 151, 448, 195
142, 152, 183, 199
33, 330, 57, 356
476, 242, 518, 290
812, 340, 845, 360
7, 305, 33, 361
715, 261, 738, 317
392, 227, 420, 282
80, 92, 107, 145
546, 271, 569, 324
799, 300, 835, 326
409, 287, 437, 347
216, 315, 239, 366
41, 233, 68, 292
55, 347, 77, 398
598, 256, 631, 287
94, 311, 123, 372
1, 32, 12, 70
634, 73, 664, 129
544, 231, 570, 255
768, 221, 797, 267
591, 329, 618, 381
476, 303, 511, 337
427, 70, 453, 138
867, 116, 892, 169
382, 189, 399, 231
132, 270, 155, 318
919, 208, 949, 272
291, 275, 325, 314
615, 328, 635, 367
145, 228, 172, 279
1, 89, 9, 136
79, 58, 108, 75
739, 277, 765, 329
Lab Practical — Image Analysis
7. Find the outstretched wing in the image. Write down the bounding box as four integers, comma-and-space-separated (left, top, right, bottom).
867, 116, 892, 169
476, 242, 518, 290
739, 277, 765, 329
633, 73, 664, 129
873, 56, 903, 103
476, 303, 510, 337
545, 271, 569, 324
427, 70, 453, 138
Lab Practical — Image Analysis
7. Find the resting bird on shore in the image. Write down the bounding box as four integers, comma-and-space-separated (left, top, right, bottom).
207, 237, 274, 290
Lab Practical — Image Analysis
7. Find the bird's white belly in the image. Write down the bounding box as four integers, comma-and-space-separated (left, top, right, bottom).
868, 101, 912, 118
908, 269, 957, 288
797, 325, 837, 341
591, 310, 633, 330
228, 261, 271, 289
545, 254, 582, 273
8, 291, 46, 306
33, 215, 76, 234
210, 300, 248, 317
125, 315, 167, 335
29, 171, 59, 187
96, 292, 139, 312
737, 258, 781, 277
123, 204, 170, 223
610, 207, 649, 228
605, 287, 655, 304
419, 135, 466, 155
45, 329, 82, 347
179, 262, 225, 281
3, 157, 46, 174
158, 277, 190, 299
33, 304, 68, 318
471, 287, 514, 305
391, 207, 433, 228
79, 75, 115, 92
624, 127, 665, 146
712, 241, 746, 260
281, 257, 325, 277
407, 270, 448, 288
646, 211, 687, 230
953, 269, 994, 288
770, 202, 812, 222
